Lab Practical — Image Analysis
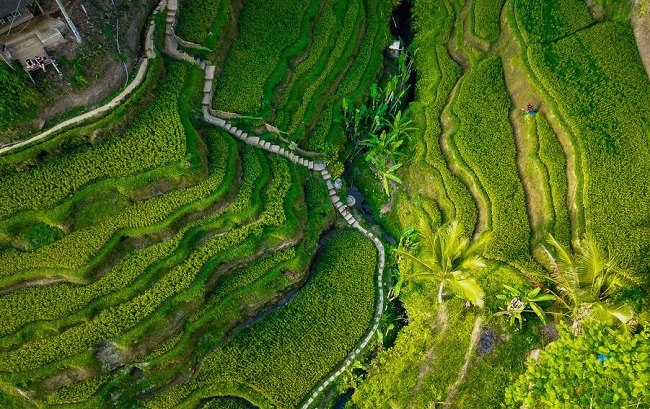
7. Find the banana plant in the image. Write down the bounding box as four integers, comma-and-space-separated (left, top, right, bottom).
379, 162, 403, 196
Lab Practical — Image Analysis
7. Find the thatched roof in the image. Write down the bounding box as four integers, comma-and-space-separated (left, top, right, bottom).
0, 0, 35, 20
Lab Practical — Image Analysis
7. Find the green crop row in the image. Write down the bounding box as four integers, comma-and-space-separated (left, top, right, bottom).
513, 0, 592, 44
0, 130, 235, 283
312, 0, 389, 155
187, 248, 296, 325
451, 57, 531, 263
202, 397, 253, 409
0, 222, 262, 373
534, 114, 571, 247
281, 0, 362, 136
391, 0, 477, 236
471, 0, 505, 43
144, 230, 377, 409
274, 0, 351, 132
212, 0, 314, 114
526, 21, 650, 276
176, 0, 230, 45
0, 61, 189, 220
0, 144, 266, 349
131, 167, 320, 391
46, 374, 109, 405
34, 153, 301, 404
289, 0, 367, 140
0, 144, 298, 371
140, 246, 299, 373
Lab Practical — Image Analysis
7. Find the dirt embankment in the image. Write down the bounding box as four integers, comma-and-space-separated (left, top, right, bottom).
632, 2, 650, 79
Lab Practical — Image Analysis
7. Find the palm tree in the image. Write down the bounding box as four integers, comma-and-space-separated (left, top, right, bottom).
541, 235, 638, 335
393, 221, 489, 308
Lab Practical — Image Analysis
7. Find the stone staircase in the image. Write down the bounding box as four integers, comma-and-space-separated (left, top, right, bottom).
163, 5, 387, 407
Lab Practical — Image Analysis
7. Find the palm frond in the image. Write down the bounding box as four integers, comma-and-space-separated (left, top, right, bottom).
393, 248, 439, 278
466, 230, 491, 258
459, 255, 487, 272
546, 234, 575, 272
447, 277, 485, 308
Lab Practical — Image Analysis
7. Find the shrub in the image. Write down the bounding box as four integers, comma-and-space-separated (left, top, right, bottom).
505, 322, 650, 408
0, 65, 41, 132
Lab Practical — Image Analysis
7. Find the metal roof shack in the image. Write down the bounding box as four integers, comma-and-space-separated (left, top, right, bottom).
0, 1, 78, 77
0, 0, 37, 34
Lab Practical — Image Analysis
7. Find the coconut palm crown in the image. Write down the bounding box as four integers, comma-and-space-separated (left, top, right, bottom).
541, 235, 639, 334
394, 221, 489, 308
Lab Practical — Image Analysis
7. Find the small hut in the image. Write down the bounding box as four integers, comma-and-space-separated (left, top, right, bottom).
387, 39, 401, 59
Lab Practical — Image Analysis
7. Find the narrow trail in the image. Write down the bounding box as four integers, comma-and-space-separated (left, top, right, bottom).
0, 1, 164, 156
411, 303, 449, 397
504, 0, 587, 243
632, 4, 650, 79
442, 316, 483, 408
498, 27, 555, 247
162, 2, 387, 407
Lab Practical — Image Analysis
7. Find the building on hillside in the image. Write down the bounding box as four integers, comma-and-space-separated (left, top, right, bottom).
0, 0, 81, 77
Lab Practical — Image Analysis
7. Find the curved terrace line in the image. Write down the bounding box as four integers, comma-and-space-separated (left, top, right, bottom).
160, 0, 387, 407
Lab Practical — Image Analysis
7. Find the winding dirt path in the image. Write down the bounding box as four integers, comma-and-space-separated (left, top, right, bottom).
503, 0, 586, 243
0, 1, 164, 156
632, 3, 650, 79
442, 316, 483, 408
498, 22, 555, 247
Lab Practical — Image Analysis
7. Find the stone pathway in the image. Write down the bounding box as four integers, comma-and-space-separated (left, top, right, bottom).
163, 4, 387, 407
0, 1, 165, 156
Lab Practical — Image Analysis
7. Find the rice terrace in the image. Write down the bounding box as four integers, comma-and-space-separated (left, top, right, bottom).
0, 0, 649, 407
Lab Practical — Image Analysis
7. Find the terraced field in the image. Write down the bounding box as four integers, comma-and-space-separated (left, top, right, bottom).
0, 0, 389, 407
1, 0, 648, 407
354, 0, 650, 406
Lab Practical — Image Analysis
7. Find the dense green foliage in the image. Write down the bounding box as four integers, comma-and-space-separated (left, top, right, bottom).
212, 0, 315, 113
533, 114, 571, 247
389, 0, 476, 237
528, 21, 650, 277
505, 322, 650, 408
471, 0, 505, 42
355, 0, 650, 407
514, 0, 593, 43
451, 57, 531, 264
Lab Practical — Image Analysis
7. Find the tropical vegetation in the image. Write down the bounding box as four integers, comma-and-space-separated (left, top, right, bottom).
0, 0, 648, 407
